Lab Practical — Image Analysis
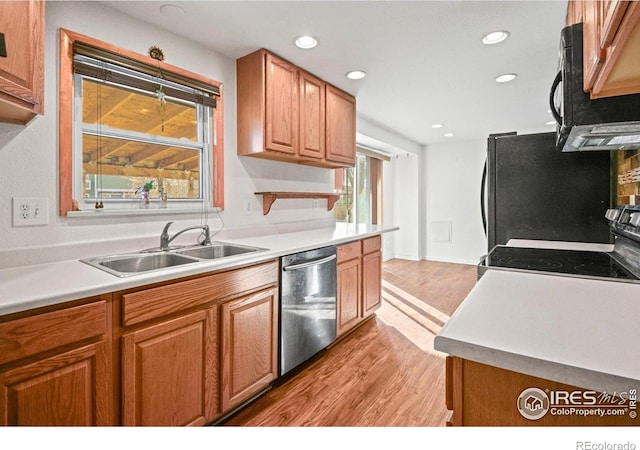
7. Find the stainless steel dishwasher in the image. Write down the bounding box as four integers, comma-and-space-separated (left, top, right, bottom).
280, 246, 337, 376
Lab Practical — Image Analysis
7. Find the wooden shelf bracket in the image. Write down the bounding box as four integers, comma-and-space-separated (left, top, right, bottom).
255, 192, 341, 215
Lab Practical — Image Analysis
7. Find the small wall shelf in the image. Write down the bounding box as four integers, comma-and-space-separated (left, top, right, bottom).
255, 192, 341, 215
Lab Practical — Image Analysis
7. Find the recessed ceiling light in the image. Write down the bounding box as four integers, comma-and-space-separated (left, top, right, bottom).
482, 30, 510, 45
346, 70, 366, 80
432, 124, 443, 129
495, 73, 518, 83
159, 4, 185, 16
444, 133, 454, 137
295, 35, 318, 49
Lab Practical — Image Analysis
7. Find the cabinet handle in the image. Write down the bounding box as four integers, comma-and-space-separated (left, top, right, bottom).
283, 254, 337, 271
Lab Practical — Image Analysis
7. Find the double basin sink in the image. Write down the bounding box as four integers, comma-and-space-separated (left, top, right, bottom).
81, 242, 267, 277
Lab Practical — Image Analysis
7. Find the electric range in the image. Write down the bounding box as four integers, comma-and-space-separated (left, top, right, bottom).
478, 205, 640, 283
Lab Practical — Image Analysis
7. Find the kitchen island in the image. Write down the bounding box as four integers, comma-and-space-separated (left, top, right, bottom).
434, 268, 640, 426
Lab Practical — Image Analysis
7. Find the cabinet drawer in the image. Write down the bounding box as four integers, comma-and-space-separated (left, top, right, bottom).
362, 235, 381, 255
0, 299, 106, 365
337, 241, 361, 263
122, 260, 279, 326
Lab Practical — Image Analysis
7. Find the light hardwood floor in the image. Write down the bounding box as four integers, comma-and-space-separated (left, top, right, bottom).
223, 259, 477, 427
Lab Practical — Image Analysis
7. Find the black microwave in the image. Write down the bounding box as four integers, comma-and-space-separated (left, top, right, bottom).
551, 23, 640, 152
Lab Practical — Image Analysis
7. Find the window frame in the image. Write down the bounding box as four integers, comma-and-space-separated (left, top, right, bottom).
59, 28, 224, 216
335, 149, 383, 225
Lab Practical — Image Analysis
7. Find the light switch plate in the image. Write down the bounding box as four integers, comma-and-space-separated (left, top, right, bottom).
13, 197, 49, 227
244, 198, 252, 215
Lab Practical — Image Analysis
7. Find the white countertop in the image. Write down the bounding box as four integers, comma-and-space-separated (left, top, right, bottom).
0, 224, 397, 316
434, 268, 640, 394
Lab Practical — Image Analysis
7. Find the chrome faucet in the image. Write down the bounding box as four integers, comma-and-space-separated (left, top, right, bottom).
160, 222, 211, 250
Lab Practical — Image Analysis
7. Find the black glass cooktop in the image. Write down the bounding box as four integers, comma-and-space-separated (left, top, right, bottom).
481, 246, 638, 280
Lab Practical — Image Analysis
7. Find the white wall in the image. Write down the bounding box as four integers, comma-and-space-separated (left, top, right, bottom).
389, 153, 420, 260
0, 2, 335, 265
357, 117, 422, 262
0, 2, 485, 269
424, 139, 487, 265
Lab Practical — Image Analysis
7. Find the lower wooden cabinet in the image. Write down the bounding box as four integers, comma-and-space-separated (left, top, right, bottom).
0, 342, 110, 425
445, 356, 637, 426
0, 245, 383, 426
0, 297, 113, 426
362, 248, 382, 316
336, 236, 383, 337
220, 287, 278, 412
337, 256, 361, 336
118, 259, 279, 425
122, 308, 217, 426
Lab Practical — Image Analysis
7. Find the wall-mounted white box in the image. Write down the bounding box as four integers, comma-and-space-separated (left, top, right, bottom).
429, 221, 452, 243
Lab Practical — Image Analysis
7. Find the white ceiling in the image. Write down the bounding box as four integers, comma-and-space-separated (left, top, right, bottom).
102, 0, 568, 151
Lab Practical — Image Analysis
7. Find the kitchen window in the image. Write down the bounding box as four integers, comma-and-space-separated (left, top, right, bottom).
335, 149, 384, 224
58, 29, 224, 216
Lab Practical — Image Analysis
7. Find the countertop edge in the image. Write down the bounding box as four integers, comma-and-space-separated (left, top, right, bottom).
433, 335, 639, 395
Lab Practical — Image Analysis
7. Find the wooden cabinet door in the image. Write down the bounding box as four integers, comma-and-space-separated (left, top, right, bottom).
0, 342, 111, 426
325, 85, 356, 166
566, 0, 584, 25
600, 0, 629, 48
299, 71, 325, 160
0, 0, 44, 123
583, 1, 606, 92
122, 308, 217, 426
265, 53, 298, 155
220, 288, 278, 412
337, 257, 362, 336
362, 250, 382, 317
591, 1, 640, 98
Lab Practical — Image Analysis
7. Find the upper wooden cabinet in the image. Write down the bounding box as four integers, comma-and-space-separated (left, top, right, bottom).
0, 0, 44, 124
264, 53, 299, 156
581, 1, 606, 92
566, 0, 584, 25
237, 49, 356, 168
299, 70, 326, 160
568, 0, 640, 98
326, 85, 357, 166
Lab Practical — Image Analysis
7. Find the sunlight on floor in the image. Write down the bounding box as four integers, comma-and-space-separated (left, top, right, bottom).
376, 279, 451, 357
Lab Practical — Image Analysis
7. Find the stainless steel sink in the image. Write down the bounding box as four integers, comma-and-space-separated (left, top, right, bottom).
81, 242, 267, 277
81, 252, 199, 277
173, 243, 265, 260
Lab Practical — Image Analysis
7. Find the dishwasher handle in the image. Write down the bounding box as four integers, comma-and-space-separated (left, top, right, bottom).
283, 254, 337, 271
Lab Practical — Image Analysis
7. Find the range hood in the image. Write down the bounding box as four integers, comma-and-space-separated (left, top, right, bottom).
554, 24, 640, 153
564, 122, 640, 152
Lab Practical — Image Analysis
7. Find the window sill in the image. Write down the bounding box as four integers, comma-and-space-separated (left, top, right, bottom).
65, 206, 221, 218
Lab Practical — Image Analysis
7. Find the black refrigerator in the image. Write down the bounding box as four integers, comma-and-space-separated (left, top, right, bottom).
482, 132, 612, 251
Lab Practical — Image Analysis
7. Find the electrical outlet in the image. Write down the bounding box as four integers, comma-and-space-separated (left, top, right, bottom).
13, 197, 49, 227
313, 199, 320, 210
